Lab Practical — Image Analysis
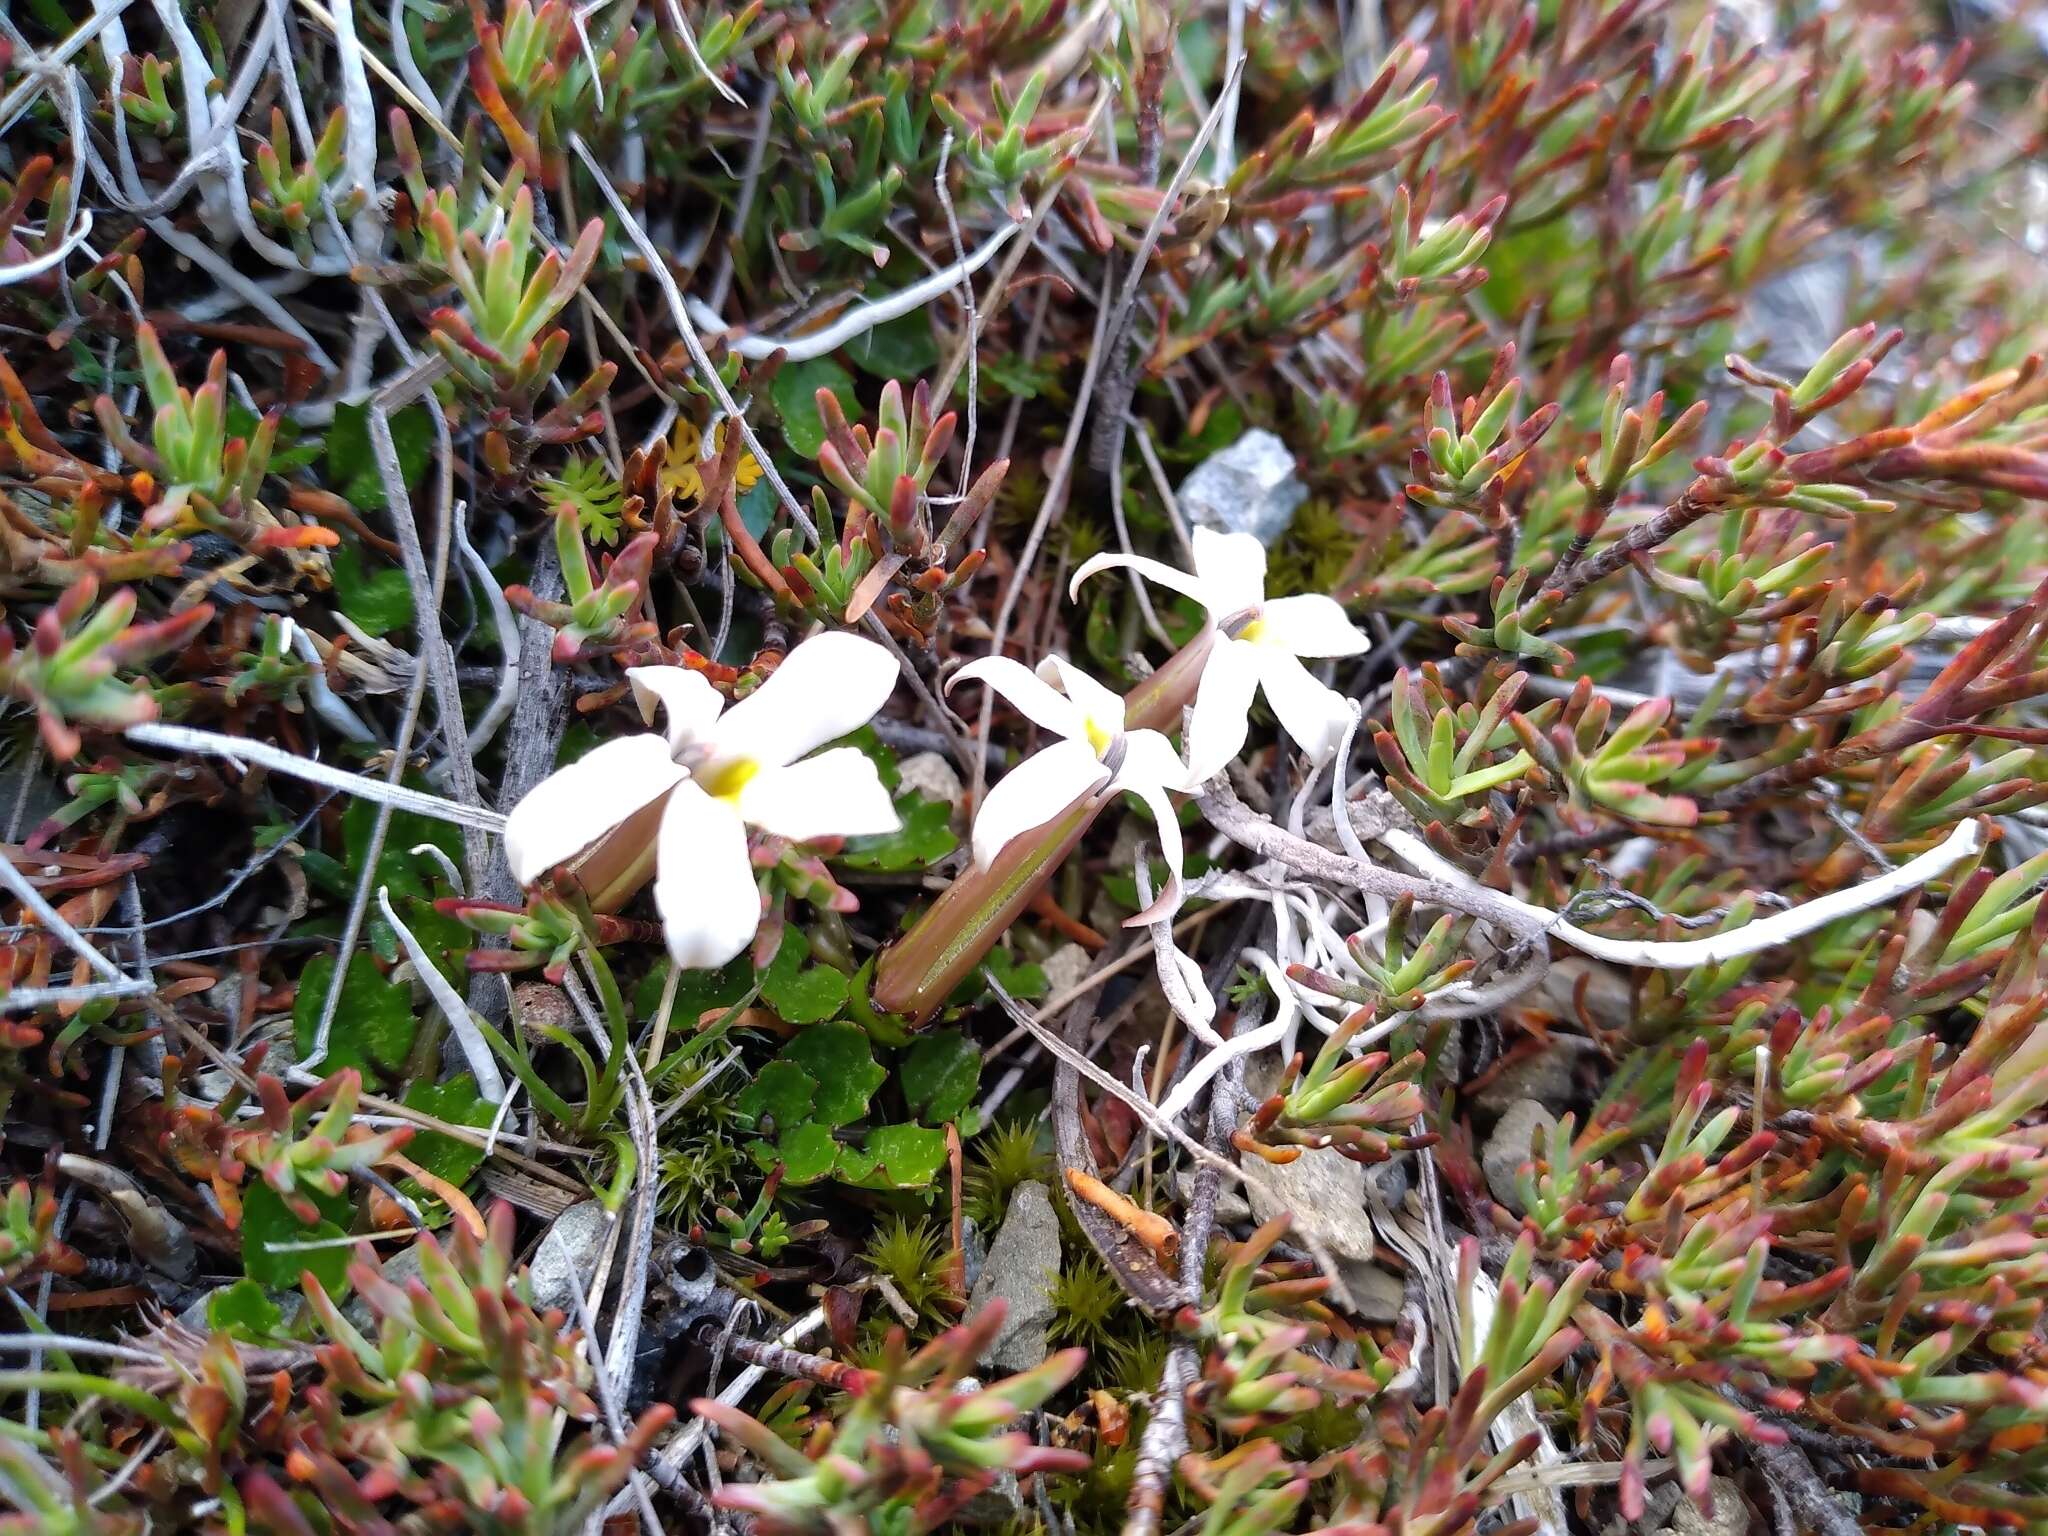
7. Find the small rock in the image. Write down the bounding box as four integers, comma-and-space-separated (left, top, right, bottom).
1471, 1034, 1598, 1115
1246, 1140, 1375, 1268
1483, 1099, 1557, 1213
1176, 429, 1308, 547
1242, 1055, 1378, 1271
1367, 1154, 1413, 1212
205, 975, 246, 1029
345, 1240, 426, 1331
966, 1180, 1062, 1374
528, 1200, 611, 1315
897, 751, 965, 814
960, 1216, 989, 1294
951, 1469, 1023, 1526
193, 1017, 294, 1102
1170, 1166, 1250, 1226
1667, 1477, 1748, 1536
512, 981, 576, 1045
1039, 942, 1092, 1003
1604, 1480, 1682, 1536
1340, 1260, 1404, 1322
1533, 958, 1633, 1036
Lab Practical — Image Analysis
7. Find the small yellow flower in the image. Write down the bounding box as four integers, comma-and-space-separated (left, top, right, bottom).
731, 425, 764, 492
661, 418, 762, 505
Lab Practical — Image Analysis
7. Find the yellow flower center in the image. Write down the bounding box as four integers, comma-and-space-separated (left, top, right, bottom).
697, 756, 760, 806
1084, 717, 1114, 757
1235, 616, 1267, 644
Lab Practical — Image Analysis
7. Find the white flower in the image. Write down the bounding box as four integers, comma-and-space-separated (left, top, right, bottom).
951, 654, 1190, 923
1071, 526, 1370, 784
503, 631, 901, 969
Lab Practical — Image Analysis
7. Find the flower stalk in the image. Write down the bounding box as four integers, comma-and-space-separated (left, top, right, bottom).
871, 631, 1211, 1022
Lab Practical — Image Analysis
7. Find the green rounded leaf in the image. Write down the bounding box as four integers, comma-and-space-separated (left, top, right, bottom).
736, 1059, 819, 1132
292, 952, 416, 1076
771, 357, 859, 458
785, 1022, 885, 1127
241, 1182, 351, 1295
900, 1029, 980, 1124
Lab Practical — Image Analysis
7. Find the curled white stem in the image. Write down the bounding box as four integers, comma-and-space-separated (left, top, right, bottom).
289, 625, 378, 744
685, 223, 1021, 361
377, 887, 508, 1103
1154, 950, 1294, 1124
1376, 818, 1985, 969
0, 212, 94, 286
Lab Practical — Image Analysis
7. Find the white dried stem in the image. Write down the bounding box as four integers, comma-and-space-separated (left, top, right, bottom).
685, 223, 1021, 362
377, 887, 507, 1101
125, 723, 508, 833
1376, 819, 1984, 969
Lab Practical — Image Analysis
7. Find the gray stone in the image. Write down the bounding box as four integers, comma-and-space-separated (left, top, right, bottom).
1039, 942, 1092, 1004
951, 1469, 1023, 1526
1667, 1477, 1748, 1536
1239, 1054, 1399, 1313
528, 1200, 611, 1315
344, 1240, 425, 1331
1483, 1099, 1557, 1213
1605, 1480, 1682, 1536
897, 750, 965, 814
1341, 1260, 1404, 1323
1367, 1154, 1413, 1212
1241, 1053, 1376, 1273
960, 1216, 988, 1295
1177, 429, 1309, 548
1171, 1166, 1250, 1226
194, 1017, 295, 1102
966, 1180, 1062, 1374
1246, 1138, 1375, 1268
1471, 1034, 1597, 1115
1533, 958, 1634, 1036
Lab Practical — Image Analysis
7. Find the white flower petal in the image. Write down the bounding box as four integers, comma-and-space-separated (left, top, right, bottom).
626, 665, 725, 753
1182, 637, 1262, 786
1190, 527, 1267, 616
653, 780, 763, 969
504, 734, 686, 886
1068, 550, 1217, 611
1256, 594, 1372, 658
707, 631, 898, 770
950, 656, 1086, 741
971, 738, 1111, 868
1258, 647, 1354, 763
1114, 727, 1192, 797
739, 747, 902, 842
1036, 655, 1126, 740
1116, 772, 1185, 927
